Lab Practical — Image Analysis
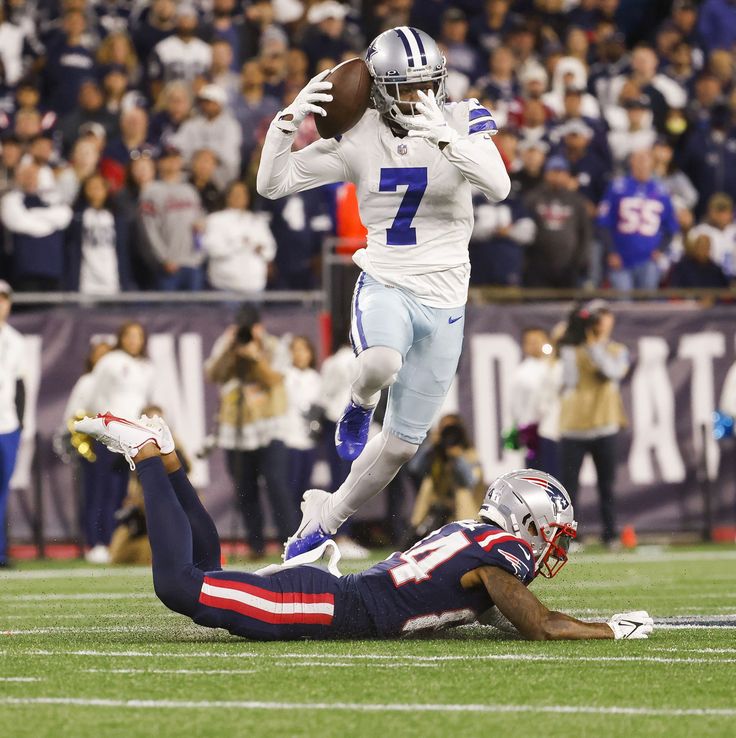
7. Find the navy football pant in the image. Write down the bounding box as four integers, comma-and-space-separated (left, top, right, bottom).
136, 457, 375, 640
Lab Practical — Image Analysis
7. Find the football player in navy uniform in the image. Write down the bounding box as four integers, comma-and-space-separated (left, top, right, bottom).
76, 412, 654, 641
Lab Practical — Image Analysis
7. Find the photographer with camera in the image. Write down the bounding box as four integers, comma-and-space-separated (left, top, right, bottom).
406, 414, 485, 547
558, 300, 630, 548
204, 305, 296, 559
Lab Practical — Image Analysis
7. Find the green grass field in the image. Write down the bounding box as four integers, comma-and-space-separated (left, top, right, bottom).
2, 547, 736, 738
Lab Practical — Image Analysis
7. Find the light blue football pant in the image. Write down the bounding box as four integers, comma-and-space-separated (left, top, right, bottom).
349, 272, 465, 445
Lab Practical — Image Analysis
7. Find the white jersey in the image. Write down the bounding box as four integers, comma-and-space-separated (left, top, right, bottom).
87, 349, 155, 417
257, 102, 510, 308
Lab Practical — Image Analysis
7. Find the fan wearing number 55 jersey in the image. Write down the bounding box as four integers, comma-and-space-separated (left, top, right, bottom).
75, 412, 653, 642
257, 27, 511, 564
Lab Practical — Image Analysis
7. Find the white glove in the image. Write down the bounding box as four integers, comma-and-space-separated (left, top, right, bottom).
403, 89, 459, 149
274, 69, 333, 133
607, 611, 654, 640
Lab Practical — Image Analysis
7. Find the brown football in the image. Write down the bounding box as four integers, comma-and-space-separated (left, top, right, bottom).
315, 58, 372, 139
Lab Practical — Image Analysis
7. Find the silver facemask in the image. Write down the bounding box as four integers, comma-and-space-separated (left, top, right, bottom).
365, 26, 447, 124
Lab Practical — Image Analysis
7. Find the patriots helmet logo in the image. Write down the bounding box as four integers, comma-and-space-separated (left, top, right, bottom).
521, 475, 570, 513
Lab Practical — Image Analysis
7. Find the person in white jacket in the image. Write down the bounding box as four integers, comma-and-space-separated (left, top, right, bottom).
0, 162, 72, 291
84, 321, 156, 563
61, 341, 113, 563
284, 336, 322, 504
202, 181, 276, 292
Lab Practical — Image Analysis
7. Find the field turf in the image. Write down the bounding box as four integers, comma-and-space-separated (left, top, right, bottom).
1, 546, 735, 738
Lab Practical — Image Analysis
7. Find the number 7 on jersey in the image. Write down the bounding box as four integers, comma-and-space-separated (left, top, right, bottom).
379, 167, 428, 246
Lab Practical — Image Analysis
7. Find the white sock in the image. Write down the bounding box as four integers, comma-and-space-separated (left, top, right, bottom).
320, 430, 418, 533
351, 346, 403, 408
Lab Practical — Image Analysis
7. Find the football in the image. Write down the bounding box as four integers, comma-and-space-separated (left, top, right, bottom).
315, 58, 372, 139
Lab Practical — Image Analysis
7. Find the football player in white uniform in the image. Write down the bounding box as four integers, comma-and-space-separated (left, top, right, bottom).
257, 26, 511, 562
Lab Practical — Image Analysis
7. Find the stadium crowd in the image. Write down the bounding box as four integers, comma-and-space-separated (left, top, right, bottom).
0, 0, 734, 293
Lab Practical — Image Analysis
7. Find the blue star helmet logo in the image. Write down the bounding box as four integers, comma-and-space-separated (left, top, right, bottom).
366, 44, 378, 62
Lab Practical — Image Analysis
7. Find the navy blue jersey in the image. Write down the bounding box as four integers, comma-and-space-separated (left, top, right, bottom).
354, 521, 535, 637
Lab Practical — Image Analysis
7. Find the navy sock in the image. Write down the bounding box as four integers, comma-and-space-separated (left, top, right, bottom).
168, 467, 222, 571
136, 457, 201, 615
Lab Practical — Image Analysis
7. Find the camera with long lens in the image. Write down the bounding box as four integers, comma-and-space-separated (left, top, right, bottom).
235, 323, 253, 345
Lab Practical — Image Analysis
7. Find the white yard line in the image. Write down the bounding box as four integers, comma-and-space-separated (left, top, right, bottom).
1, 697, 735, 717
3, 649, 736, 666
82, 668, 257, 676
573, 550, 736, 564
2, 626, 179, 635
5, 593, 156, 602
0, 568, 151, 581
0, 677, 41, 682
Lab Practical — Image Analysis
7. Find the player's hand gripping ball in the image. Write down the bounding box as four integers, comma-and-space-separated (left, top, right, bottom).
314, 58, 372, 139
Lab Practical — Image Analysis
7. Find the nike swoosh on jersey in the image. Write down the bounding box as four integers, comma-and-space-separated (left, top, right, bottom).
448, 315, 463, 324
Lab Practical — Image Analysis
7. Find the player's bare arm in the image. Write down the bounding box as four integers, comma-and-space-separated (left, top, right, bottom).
464, 565, 614, 640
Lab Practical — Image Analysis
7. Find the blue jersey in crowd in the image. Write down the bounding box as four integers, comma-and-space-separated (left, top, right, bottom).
354, 520, 536, 637
597, 176, 679, 268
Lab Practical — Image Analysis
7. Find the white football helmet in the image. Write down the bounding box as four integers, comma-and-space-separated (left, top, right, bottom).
365, 26, 447, 123
479, 470, 578, 578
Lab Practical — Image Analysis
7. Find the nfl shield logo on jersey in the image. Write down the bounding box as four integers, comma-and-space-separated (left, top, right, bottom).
397, 143, 408, 155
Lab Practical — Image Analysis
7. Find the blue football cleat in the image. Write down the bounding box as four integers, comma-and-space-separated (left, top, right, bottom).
283, 527, 331, 562
335, 400, 374, 461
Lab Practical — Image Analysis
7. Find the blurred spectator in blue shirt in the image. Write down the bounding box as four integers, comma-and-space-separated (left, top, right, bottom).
598, 149, 679, 290
698, 0, 736, 53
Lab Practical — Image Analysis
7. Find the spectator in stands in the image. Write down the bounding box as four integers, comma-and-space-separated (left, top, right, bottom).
469, 0, 516, 56
555, 118, 610, 207
65, 173, 132, 294
170, 84, 241, 188
284, 335, 322, 506
147, 2, 211, 101
101, 106, 151, 192
100, 65, 132, 119
148, 81, 192, 149
139, 144, 204, 291
132, 0, 176, 66
0, 161, 72, 291
598, 149, 679, 290
0, 5, 24, 89
0, 134, 23, 198
262, 187, 332, 290
210, 39, 240, 102
608, 95, 658, 169
189, 148, 225, 214
202, 180, 275, 291
511, 138, 547, 197
0, 280, 25, 567
204, 0, 245, 68
301, 1, 356, 74
41, 9, 97, 116
523, 156, 592, 288
439, 8, 480, 98
231, 60, 282, 169
474, 45, 519, 116
698, 0, 736, 54
652, 137, 698, 215
669, 232, 731, 288
682, 104, 736, 218
559, 301, 630, 547
85, 320, 156, 563
469, 193, 533, 287
688, 193, 736, 279
96, 31, 141, 91
205, 306, 296, 559
58, 78, 117, 156
258, 34, 289, 100
116, 151, 157, 289
56, 137, 100, 206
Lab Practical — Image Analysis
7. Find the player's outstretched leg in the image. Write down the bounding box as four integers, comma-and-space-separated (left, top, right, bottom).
74, 413, 205, 616
335, 346, 402, 461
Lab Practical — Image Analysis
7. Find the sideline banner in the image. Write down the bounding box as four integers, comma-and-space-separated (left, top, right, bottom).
8, 301, 736, 542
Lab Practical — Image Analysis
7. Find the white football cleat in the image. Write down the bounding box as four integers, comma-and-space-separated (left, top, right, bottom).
138, 414, 175, 455
74, 412, 164, 470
